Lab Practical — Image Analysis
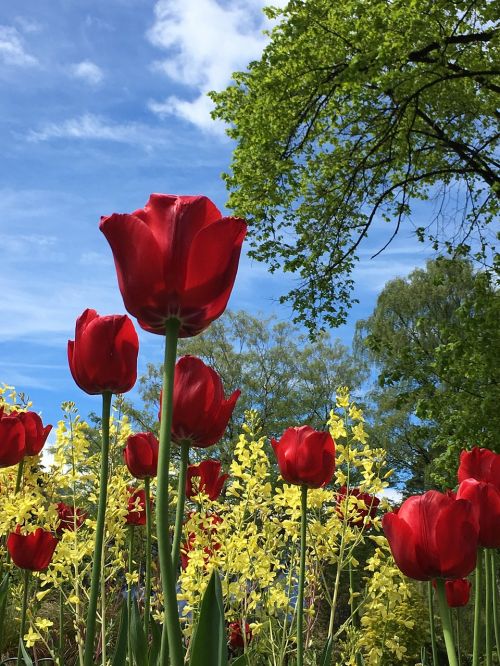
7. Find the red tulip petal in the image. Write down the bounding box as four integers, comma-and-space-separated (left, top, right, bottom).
382, 512, 429, 580
434, 498, 478, 578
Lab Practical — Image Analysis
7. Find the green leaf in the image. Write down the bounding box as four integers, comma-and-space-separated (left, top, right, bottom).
318, 635, 333, 666
111, 601, 128, 666
149, 617, 162, 666
189, 570, 228, 666
231, 655, 251, 665
130, 599, 149, 666
20, 640, 34, 666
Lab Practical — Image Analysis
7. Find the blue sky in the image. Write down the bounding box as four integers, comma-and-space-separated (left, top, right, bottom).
0, 0, 433, 434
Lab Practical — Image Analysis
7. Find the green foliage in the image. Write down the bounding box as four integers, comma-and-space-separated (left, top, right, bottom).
211, 0, 499, 331
189, 570, 228, 666
355, 258, 500, 489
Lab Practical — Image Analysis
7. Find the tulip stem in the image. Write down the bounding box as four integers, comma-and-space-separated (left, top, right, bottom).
59, 588, 64, 666
14, 458, 25, 494
128, 525, 134, 666
456, 608, 462, 666
473, 549, 483, 666
297, 485, 308, 666
172, 442, 189, 576
83, 390, 112, 666
435, 578, 458, 666
491, 550, 500, 665
144, 477, 152, 640
485, 549, 492, 666
17, 569, 30, 664
157, 319, 184, 666
427, 581, 438, 666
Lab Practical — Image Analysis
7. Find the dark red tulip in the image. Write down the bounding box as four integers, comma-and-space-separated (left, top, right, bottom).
186, 460, 228, 501
180, 513, 222, 570
337, 486, 380, 528
0, 411, 26, 468
458, 447, 500, 490
68, 309, 139, 395
166, 356, 240, 448
125, 487, 149, 526
7, 527, 58, 571
100, 194, 247, 338
271, 426, 335, 489
228, 621, 252, 649
445, 579, 472, 607
123, 432, 159, 479
15, 411, 52, 456
382, 490, 479, 581
56, 502, 87, 536
456, 478, 500, 548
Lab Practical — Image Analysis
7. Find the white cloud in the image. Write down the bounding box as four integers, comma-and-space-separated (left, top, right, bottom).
0, 25, 38, 66
14, 17, 43, 34
146, 0, 285, 132
69, 60, 104, 86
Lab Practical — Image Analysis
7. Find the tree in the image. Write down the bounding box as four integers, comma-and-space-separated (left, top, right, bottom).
124, 310, 367, 466
355, 258, 500, 490
212, 0, 499, 332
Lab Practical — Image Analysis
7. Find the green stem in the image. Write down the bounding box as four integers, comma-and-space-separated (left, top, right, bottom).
83, 391, 112, 666
128, 525, 134, 666
144, 477, 152, 640
59, 588, 64, 666
297, 485, 308, 666
172, 443, 189, 575
435, 578, 458, 666
101, 538, 107, 666
473, 549, 483, 666
491, 550, 500, 665
456, 608, 461, 666
485, 549, 492, 666
14, 458, 25, 494
17, 569, 30, 664
157, 319, 184, 666
427, 581, 439, 666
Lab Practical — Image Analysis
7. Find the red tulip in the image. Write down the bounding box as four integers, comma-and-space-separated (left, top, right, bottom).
125, 487, 149, 526
337, 486, 380, 527
165, 355, 240, 448
123, 432, 159, 479
100, 194, 247, 338
228, 621, 252, 649
456, 478, 500, 548
0, 411, 25, 468
186, 460, 228, 501
68, 309, 139, 395
271, 426, 335, 489
382, 490, 479, 581
445, 579, 472, 607
458, 447, 500, 490
7, 527, 58, 571
15, 411, 52, 456
56, 502, 87, 536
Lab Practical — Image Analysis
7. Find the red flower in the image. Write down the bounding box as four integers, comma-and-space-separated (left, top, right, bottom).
458, 447, 500, 490
180, 513, 222, 570
123, 432, 159, 479
382, 490, 479, 581
15, 411, 52, 456
456, 478, 500, 549
165, 355, 240, 448
337, 486, 380, 528
228, 621, 252, 649
271, 426, 335, 489
0, 411, 25, 468
68, 309, 139, 395
7, 528, 58, 571
56, 502, 87, 536
444, 579, 472, 607
186, 460, 228, 501
125, 487, 149, 526
100, 194, 247, 338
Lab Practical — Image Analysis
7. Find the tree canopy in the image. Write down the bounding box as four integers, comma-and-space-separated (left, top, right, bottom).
355, 258, 500, 490
212, 0, 499, 332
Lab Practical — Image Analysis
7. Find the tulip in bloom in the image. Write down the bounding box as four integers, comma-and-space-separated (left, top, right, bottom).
444, 579, 472, 608
382, 490, 479, 581
7, 527, 58, 571
337, 486, 380, 528
228, 621, 252, 649
123, 432, 159, 479
68, 309, 139, 395
125, 487, 149, 526
458, 447, 500, 490
0, 409, 25, 468
271, 426, 335, 488
56, 502, 87, 536
15, 411, 52, 456
456, 478, 500, 548
165, 355, 240, 448
100, 194, 247, 337
186, 459, 228, 501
